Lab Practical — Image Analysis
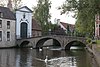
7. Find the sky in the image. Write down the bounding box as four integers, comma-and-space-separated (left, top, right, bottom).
22, 0, 76, 24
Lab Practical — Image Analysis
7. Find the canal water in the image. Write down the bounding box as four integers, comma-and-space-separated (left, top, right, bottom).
0, 48, 97, 67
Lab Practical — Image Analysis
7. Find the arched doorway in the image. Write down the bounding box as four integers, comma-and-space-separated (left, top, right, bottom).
20, 22, 28, 38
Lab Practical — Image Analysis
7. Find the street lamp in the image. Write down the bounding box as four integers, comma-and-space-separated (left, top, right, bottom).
48, 20, 51, 35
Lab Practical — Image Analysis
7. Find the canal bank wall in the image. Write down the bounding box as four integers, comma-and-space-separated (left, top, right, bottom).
87, 44, 100, 67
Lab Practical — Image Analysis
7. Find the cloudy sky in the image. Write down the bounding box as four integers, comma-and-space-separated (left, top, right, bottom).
22, 0, 76, 24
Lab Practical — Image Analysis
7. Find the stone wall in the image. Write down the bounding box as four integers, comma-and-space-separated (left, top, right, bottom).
0, 18, 16, 47
92, 45, 100, 67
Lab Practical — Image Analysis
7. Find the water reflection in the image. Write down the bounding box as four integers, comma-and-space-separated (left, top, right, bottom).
0, 48, 93, 67
0, 49, 16, 67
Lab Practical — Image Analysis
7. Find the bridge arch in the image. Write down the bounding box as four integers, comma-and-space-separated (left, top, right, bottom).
36, 38, 61, 48
65, 40, 86, 50
20, 40, 33, 47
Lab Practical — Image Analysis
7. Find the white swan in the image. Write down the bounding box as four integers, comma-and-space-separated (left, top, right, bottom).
44, 56, 48, 63
46, 47, 49, 49
39, 48, 42, 51
30, 48, 33, 49
34, 56, 48, 63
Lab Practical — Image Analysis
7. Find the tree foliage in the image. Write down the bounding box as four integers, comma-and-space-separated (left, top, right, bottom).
59, 0, 100, 37
0, 0, 22, 10
12, 0, 22, 10
0, 0, 7, 6
33, 0, 51, 33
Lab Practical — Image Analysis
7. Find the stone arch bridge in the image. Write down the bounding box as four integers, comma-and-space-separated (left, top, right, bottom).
16, 35, 87, 50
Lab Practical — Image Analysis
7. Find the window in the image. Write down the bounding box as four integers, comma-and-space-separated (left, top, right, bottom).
23, 13, 26, 18
99, 14, 100, 20
0, 31, 2, 41
0, 20, 2, 28
96, 24, 97, 27
7, 21, 10, 29
7, 31, 10, 41
0, 12, 3, 18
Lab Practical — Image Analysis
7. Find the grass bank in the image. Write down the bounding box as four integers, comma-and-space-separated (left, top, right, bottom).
94, 40, 100, 51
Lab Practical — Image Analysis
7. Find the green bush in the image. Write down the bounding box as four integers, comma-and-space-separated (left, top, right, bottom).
96, 40, 100, 44
86, 37, 92, 44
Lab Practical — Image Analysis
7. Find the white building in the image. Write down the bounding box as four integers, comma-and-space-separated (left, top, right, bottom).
16, 6, 33, 39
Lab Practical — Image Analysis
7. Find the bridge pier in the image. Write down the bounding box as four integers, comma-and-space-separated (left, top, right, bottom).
61, 47, 65, 50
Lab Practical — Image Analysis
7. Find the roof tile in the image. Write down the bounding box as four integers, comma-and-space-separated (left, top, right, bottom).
0, 6, 15, 20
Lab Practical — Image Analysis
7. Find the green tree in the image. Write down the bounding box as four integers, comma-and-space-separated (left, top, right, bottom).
33, 0, 51, 34
59, 0, 100, 37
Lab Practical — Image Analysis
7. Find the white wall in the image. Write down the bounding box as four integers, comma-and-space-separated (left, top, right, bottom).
16, 8, 32, 39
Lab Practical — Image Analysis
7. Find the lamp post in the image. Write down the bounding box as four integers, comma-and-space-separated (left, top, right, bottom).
49, 28, 51, 35
48, 18, 51, 35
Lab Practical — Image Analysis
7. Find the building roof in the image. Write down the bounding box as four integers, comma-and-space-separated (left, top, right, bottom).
51, 26, 66, 35
60, 22, 68, 29
0, 6, 15, 20
32, 19, 42, 31
60, 22, 75, 29
16, 6, 33, 13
